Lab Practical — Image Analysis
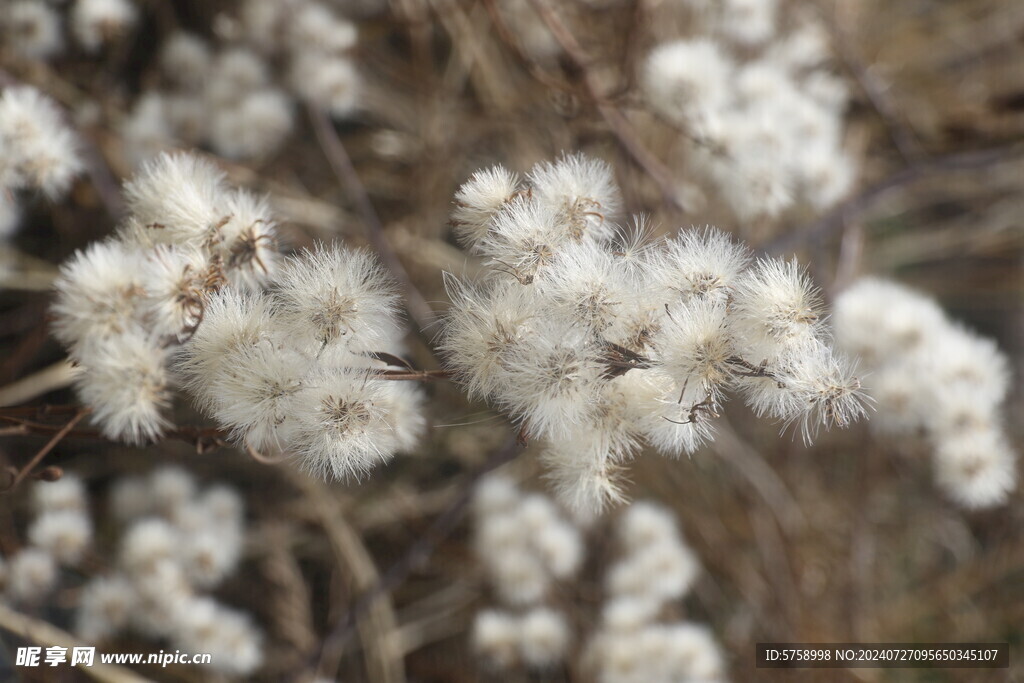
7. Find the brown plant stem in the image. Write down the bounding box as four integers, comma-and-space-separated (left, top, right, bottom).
307, 106, 435, 333
1, 408, 89, 493
308, 433, 524, 676
524, 0, 685, 211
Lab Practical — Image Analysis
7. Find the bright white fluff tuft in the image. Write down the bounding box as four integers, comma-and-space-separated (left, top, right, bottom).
5, 2, 64, 60
0, 86, 83, 199
177, 242, 425, 476
473, 476, 583, 606
70, 0, 138, 52
52, 152, 284, 446
6, 549, 58, 604
451, 165, 522, 250
641, 9, 856, 221
28, 510, 92, 566
33, 475, 88, 515
273, 245, 400, 352
834, 278, 1017, 508
123, 152, 229, 249
443, 155, 863, 515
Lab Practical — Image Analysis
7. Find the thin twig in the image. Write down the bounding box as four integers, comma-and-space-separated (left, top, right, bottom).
2, 408, 89, 493
289, 471, 404, 683
307, 106, 435, 332
764, 144, 1022, 254
524, 0, 686, 211
311, 433, 523, 671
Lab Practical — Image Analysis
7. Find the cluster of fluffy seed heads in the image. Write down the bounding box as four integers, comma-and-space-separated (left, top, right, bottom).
442, 154, 866, 515
121, 0, 358, 165
122, 33, 294, 163
470, 488, 728, 680
0, 476, 92, 606
584, 503, 727, 683
51, 152, 280, 444
2, 0, 137, 59
74, 466, 261, 676
470, 476, 580, 670
643, 9, 855, 220
0, 86, 83, 238
178, 244, 425, 480
833, 278, 1017, 509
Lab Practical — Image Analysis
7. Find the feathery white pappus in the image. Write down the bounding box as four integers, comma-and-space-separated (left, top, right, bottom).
641, 7, 855, 221
443, 154, 866, 515
833, 278, 1017, 508
51, 152, 283, 445
0, 86, 83, 200
179, 243, 425, 479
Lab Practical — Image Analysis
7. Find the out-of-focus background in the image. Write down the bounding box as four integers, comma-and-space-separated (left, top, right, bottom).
0, 0, 1021, 681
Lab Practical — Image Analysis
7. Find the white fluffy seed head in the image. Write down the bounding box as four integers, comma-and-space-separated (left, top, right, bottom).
5, 1, 64, 60
289, 52, 360, 118
934, 429, 1017, 510
215, 189, 280, 290
178, 288, 278, 412
161, 32, 211, 88
52, 239, 148, 348
451, 165, 522, 250
472, 609, 520, 669
287, 2, 358, 54
642, 39, 734, 133
28, 510, 93, 566
6, 549, 57, 604
832, 278, 947, 364
541, 436, 627, 519
148, 466, 197, 517
519, 607, 571, 668
74, 331, 171, 444
70, 0, 138, 52
649, 227, 750, 306
731, 257, 823, 357
75, 575, 135, 641
209, 88, 294, 160
289, 369, 401, 480
139, 244, 210, 339
33, 475, 88, 515
123, 152, 229, 249
0, 86, 83, 198
207, 340, 307, 451
474, 475, 522, 517
273, 244, 400, 353
774, 340, 867, 441
527, 153, 622, 244
656, 297, 735, 400
120, 518, 178, 574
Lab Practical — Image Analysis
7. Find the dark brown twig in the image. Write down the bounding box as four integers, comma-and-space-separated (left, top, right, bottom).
764, 144, 1022, 254
2, 408, 89, 493
307, 106, 435, 332
524, 0, 686, 211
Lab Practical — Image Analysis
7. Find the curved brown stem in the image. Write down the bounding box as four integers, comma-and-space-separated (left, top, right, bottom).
1, 408, 90, 493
